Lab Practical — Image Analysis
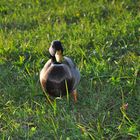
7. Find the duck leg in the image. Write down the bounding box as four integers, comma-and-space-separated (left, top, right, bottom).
72, 89, 78, 103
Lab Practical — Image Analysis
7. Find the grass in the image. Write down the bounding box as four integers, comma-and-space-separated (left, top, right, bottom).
0, 0, 140, 139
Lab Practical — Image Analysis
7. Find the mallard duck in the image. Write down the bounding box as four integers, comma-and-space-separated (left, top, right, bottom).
40, 40, 80, 102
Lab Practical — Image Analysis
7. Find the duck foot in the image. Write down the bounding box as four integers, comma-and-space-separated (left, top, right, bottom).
72, 90, 78, 103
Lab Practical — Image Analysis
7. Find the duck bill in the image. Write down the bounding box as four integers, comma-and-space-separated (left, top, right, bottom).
55, 50, 63, 63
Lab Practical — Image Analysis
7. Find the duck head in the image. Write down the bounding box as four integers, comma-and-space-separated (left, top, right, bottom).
49, 40, 64, 63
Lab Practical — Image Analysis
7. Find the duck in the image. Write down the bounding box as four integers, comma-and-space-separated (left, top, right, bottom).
40, 40, 80, 102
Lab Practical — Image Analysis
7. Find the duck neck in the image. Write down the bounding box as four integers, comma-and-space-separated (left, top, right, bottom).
51, 55, 61, 64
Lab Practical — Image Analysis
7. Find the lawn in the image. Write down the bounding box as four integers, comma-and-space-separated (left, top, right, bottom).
0, 0, 140, 139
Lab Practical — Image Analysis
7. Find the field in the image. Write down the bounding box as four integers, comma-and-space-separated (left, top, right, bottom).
0, 0, 140, 139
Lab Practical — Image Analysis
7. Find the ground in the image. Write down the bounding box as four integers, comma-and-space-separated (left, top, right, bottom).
0, 0, 140, 139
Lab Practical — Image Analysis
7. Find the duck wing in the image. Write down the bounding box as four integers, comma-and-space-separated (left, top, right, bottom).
40, 59, 52, 92
64, 57, 80, 91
